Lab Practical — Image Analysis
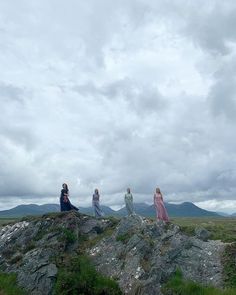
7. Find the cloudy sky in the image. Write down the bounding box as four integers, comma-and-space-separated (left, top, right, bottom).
0, 0, 236, 213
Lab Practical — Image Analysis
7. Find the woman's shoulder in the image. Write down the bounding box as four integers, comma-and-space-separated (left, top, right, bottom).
125, 193, 132, 197
155, 193, 162, 198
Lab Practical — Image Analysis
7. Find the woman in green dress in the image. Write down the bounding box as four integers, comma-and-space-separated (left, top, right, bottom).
125, 188, 134, 215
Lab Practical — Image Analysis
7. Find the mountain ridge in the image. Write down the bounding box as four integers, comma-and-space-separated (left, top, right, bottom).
0, 202, 222, 218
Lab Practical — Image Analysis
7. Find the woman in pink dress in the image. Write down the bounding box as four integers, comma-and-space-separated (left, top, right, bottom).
154, 187, 169, 222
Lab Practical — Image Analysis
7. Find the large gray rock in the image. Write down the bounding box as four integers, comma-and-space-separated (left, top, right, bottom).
116, 215, 144, 237
195, 227, 211, 241
17, 248, 57, 295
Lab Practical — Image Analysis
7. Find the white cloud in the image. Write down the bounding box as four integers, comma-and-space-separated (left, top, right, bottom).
0, 0, 236, 212
195, 199, 236, 214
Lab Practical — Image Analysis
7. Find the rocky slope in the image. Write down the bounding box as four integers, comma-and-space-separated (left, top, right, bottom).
0, 212, 226, 295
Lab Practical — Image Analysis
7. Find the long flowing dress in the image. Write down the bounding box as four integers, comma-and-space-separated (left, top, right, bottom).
154, 193, 169, 222
92, 193, 103, 218
125, 193, 134, 215
60, 189, 79, 212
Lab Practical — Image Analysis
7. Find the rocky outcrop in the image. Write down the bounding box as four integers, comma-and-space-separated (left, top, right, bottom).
89, 215, 225, 295
0, 212, 226, 295
0, 212, 113, 295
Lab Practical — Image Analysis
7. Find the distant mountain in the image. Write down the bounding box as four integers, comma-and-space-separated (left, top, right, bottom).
79, 205, 117, 217
216, 211, 230, 217
165, 202, 219, 217
116, 203, 151, 217
0, 204, 60, 218
231, 212, 236, 217
115, 202, 219, 217
0, 202, 220, 218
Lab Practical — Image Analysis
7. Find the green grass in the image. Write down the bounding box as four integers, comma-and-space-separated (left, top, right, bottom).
0, 272, 26, 295
162, 269, 236, 295
116, 232, 132, 243
172, 217, 236, 242
54, 255, 122, 295
222, 243, 236, 288
0, 218, 17, 226
61, 228, 77, 244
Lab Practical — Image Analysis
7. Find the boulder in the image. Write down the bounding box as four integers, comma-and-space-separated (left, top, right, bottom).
195, 227, 211, 241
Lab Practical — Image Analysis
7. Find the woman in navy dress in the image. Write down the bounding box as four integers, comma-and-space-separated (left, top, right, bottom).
60, 183, 78, 212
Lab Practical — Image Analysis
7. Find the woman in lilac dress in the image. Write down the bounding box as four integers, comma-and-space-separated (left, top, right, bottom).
154, 187, 169, 222
92, 189, 104, 218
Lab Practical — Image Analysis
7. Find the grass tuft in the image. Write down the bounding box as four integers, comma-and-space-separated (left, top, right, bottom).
116, 232, 132, 243
222, 242, 236, 288
61, 228, 77, 244
0, 272, 26, 295
162, 269, 236, 295
54, 255, 122, 295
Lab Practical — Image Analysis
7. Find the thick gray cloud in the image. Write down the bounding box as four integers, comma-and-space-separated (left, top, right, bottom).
0, 0, 236, 213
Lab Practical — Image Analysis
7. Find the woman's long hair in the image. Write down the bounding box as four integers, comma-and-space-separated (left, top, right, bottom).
156, 187, 162, 197
63, 183, 69, 192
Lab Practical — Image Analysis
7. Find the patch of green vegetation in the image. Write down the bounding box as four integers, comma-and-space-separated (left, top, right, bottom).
0, 218, 18, 226
179, 225, 195, 236
0, 272, 26, 295
61, 228, 77, 244
54, 255, 122, 295
222, 242, 236, 288
116, 232, 132, 243
53, 217, 121, 294
172, 217, 236, 242
162, 269, 236, 295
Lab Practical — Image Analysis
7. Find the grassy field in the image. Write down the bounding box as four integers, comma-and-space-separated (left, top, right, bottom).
162, 269, 236, 295
0, 218, 18, 226
171, 217, 236, 243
